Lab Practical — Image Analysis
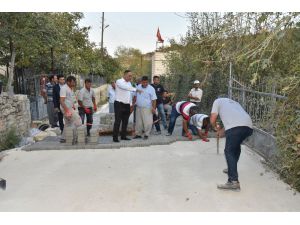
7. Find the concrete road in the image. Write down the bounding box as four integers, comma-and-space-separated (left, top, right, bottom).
0, 139, 300, 211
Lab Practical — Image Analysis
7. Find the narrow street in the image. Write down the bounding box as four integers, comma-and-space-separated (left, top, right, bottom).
0, 138, 299, 211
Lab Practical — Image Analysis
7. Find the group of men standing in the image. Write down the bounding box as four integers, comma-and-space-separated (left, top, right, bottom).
110, 70, 253, 191
43, 70, 253, 191
43, 75, 97, 142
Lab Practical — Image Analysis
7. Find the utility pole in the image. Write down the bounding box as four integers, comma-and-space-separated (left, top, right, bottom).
101, 12, 104, 56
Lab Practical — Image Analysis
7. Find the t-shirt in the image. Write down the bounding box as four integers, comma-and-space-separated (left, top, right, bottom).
175, 101, 196, 121
151, 84, 165, 105
78, 87, 95, 107
211, 98, 253, 131
60, 84, 77, 112
107, 85, 116, 103
162, 96, 171, 105
189, 88, 203, 103
135, 84, 157, 109
45, 82, 54, 102
190, 114, 209, 129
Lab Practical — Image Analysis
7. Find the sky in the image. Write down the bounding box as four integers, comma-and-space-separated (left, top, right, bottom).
79, 12, 190, 56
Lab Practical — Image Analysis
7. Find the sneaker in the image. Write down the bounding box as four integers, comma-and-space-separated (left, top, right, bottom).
217, 181, 240, 191
143, 136, 148, 140
166, 133, 172, 136
60, 139, 66, 143
223, 168, 228, 174
154, 131, 161, 135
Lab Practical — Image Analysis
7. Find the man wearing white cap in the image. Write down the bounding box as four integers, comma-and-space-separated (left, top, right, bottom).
188, 80, 203, 108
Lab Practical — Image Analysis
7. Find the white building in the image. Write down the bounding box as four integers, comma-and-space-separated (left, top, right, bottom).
151, 51, 168, 79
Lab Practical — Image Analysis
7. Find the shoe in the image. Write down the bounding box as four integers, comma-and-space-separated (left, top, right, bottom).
133, 135, 142, 139
113, 139, 120, 143
143, 136, 148, 140
223, 168, 228, 174
217, 181, 240, 191
60, 139, 66, 143
154, 131, 161, 135
166, 133, 172, 136
121, 137, 131, 141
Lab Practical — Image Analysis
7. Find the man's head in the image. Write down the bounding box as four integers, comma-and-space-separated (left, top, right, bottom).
57, 75, 65, 85
153, 76, 160, 85
66, 75, 76, 89
48, 75, 54, 83
194, 80, 200, 89
85, 78, 92, 89
141, 76, 149, 88
111, 81, 116, 89
202, 117, 210, 131
189, 106, 199, 116
123, 70, 133, 82
163, 90, 168, 98
53, 75, 58, 84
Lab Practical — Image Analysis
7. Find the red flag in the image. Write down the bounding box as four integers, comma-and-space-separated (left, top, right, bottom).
156, 27, 164, 43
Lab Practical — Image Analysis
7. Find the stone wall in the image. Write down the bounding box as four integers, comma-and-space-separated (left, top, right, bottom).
93, 84, 108, 106
0, 93, 31, 137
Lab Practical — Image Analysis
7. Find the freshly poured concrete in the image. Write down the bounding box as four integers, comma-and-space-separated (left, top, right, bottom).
0, 139, 299, 211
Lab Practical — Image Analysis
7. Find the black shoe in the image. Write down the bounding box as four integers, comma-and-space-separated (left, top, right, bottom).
60, 139, 66, 143
121, 137, 131, 141
133, 135, 142, 139
143, 136, 148, 140
113, 139, 120, 143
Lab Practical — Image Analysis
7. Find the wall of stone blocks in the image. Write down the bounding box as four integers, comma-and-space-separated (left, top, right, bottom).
0, 93, 31, 138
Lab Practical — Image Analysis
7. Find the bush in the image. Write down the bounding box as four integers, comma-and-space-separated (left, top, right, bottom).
276, 77, 300, 192
0, 128, 21, 151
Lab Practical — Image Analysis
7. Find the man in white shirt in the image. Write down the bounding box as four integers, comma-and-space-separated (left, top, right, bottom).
188, 80, 203, 108
107, 81, 116, 113
113, 70, 142, 142
210, 97, 253, 191
189, 107, 210, 142
60, 76, 82, 143
78, 79, 97, 136
133, 76, 157, 140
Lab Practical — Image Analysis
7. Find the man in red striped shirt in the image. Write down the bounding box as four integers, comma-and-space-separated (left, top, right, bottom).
166, 101, 196, 140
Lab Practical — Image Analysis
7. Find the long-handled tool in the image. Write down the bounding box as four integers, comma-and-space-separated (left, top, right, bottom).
216, 122, 220, 154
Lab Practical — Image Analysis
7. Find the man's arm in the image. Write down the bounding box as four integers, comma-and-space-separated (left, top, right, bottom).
116, 80, 137, 92
182, 120, 190, 137
92, 97, 97, 111
151, 100, 156, 114
60, 97, 69, 114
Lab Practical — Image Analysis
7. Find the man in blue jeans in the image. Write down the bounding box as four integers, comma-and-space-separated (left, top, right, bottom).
151, 76, 167, 130
166, 101, 196, 140
210, 98, 253, 191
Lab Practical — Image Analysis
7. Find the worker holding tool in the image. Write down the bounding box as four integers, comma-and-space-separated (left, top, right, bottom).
210, 97, 253, 191
78, 78, 97, 137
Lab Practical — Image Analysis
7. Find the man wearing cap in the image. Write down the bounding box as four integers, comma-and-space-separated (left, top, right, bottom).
188, 80, 203, 108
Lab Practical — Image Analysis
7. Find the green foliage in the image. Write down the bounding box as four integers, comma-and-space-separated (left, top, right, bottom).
114, 46, 152, 80
163, 12, 300, 189
0, 12, 120, 83
0, 128, 21, 151
275, 77, 300, 192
